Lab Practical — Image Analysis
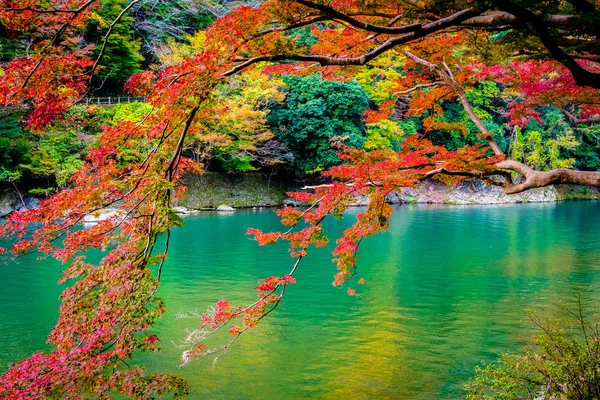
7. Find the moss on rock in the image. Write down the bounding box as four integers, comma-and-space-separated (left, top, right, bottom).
555, 184, 600, 201
179, 172, 288, 209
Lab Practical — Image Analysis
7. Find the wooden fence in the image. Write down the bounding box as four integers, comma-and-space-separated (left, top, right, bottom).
82, 96, 146, 106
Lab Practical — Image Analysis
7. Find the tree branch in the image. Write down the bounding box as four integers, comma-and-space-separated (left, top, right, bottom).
223, 8, 478, 76
402, 50, 504, 156
403, 51, 600, 194
496, 160, 600, 194
393, 82, 445, 95
86, 0, 142, 83
558, 106, 600, 124
462, 11, 579, 27
292, 0, 422, 34
494, 0, 600, 89
21, 0, 98, 89
5, 6, 83, 13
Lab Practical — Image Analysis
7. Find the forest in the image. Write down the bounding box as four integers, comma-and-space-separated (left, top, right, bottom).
0, 0, 600, 398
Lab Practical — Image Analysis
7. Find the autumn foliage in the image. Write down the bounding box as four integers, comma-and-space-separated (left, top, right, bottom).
0, 0, 599, 398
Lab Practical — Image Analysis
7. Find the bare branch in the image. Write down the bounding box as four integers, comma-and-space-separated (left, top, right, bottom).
496, 160, 600, 194
462, 11, 579, 27
86, 0, 142, 83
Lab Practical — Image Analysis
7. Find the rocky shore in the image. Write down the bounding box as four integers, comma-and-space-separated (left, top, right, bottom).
1, 173, 598, 217
387, 179, 600, 205
177, 173, 598, 211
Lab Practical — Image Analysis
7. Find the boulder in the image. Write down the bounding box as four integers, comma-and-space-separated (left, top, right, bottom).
16, 196, 40, 212
173, 206, 201, 215
83, 209, 124, 223
216, 204, 235, 212
0, 193, 16, 217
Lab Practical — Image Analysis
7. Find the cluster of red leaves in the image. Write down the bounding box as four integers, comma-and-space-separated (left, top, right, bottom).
0, 0, 98, 129
469, 60, 600, 126
125, 71, 156, 97
204, 5, 273, 55
180, 274, 296, 364
311, 26, 371, 58
0, 52, 93, 129
0, 42, 234, 400
0, 0, 96, 34
0, 0, 513, 397
199, 291, 283, 333
0, 0, 245, 391
247, 135, 500, 292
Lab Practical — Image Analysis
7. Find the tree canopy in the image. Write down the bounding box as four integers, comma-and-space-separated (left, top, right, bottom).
0, 0, 599, 398
267, 74, 369, 173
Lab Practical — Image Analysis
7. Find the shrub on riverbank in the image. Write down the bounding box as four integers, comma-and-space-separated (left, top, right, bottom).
465, 298, 600, 399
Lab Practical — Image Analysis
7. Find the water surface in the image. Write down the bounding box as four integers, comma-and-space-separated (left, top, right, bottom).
1, 202, 599, 399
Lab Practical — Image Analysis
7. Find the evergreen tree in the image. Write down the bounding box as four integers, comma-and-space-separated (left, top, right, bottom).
267, 74, 370, 174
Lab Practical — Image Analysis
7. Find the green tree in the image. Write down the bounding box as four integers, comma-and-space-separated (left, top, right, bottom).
267, 74, 369, 174
86, 0, 144, 90
0, 110, 31, 173
510, 109, 580, 171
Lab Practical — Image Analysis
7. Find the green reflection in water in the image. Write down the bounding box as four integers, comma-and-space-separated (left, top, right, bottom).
1, 202, 599, 399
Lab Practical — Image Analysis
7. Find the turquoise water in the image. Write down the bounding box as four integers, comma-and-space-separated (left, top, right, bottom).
1, 202, 599, 399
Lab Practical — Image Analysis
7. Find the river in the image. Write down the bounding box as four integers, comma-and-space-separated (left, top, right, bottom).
1, 201, 599, 399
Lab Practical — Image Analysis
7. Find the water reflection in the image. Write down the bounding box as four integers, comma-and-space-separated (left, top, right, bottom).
1, 201, 599, 399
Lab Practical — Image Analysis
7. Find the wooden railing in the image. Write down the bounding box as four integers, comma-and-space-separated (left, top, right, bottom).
82, 96, 146, 106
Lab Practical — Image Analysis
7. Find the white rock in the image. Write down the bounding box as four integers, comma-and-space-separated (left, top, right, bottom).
216, 204, 235, 211
173, 206, 201, 215
83, 209, 123, 223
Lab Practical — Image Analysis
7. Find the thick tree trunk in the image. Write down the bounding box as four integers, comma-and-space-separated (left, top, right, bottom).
496, 160, 600, 194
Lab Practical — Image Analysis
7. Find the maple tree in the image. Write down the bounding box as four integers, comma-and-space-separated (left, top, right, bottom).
0, 0, 600, 398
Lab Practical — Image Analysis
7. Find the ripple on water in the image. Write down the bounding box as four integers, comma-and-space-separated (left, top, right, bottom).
1, 202, 599, 399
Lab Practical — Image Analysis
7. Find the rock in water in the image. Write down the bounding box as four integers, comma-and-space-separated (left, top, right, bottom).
83, 209, 124, 223
216, 204, 235, 212
173, 206, 190, 214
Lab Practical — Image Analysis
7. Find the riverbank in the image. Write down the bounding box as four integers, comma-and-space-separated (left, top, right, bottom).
1, 172, 598, 217
176, 172, 599, 211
